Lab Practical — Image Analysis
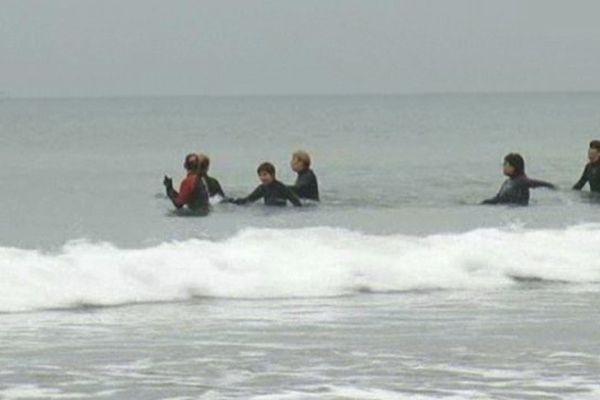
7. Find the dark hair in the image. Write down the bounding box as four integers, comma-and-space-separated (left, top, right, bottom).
504, 153, 525, 176
589, 140, 600, 151
257, 162, 276, 176
184, 153, 198, 171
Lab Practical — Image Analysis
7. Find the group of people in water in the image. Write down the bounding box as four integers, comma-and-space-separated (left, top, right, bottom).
163, 140, 600, 214
163, 150, 319, 214
481, 140, 600, 205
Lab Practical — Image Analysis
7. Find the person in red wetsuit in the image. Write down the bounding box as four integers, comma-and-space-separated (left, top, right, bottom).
163, 153, 209, 215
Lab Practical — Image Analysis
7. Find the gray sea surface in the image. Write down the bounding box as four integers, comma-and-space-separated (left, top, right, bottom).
1, 94, 600, 399
1, 93, 600, 247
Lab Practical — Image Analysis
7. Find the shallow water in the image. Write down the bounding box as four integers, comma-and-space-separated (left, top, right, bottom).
2, 93, 600, 247
2, 288, 600, 399
1, 94, 600, 399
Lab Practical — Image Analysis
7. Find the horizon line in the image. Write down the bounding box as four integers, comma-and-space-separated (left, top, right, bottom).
3, 89, 600, 100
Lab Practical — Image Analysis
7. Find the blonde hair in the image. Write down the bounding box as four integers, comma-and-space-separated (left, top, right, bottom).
196, 153, 210, 174
292, 150, 311, 168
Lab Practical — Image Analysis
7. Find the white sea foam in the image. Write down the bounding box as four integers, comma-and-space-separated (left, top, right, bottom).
0, 385, 88, 399
249, 387, 491, 400
1, 225, 600, 313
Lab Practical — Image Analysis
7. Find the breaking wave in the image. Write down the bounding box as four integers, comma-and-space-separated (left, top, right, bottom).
2, 225, 600, 312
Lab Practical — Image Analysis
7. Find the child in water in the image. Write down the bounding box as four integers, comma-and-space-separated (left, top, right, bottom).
163, 153, 209, 215
288, 150, 319, 201
230, 162, 302, 207
196, 153, 227, 200
481, 153, 555, 206
573, 140, 600, 193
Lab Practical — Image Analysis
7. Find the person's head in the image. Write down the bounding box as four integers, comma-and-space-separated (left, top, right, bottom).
183, 153, 199, 173
503, 153, 525, 177
588, 140, 600, 163
257, 162, 276, 185
197, 153, 210, 175
290, 150, 311, 173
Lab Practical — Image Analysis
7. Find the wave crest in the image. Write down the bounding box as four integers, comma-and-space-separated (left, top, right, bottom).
2, 225, 600, 312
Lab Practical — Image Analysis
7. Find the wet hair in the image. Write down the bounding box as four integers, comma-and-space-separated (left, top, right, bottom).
184, 153, 199, 171
589, 140, 600, 151
197, 153, 210, 174
292, 150, 311, 168
504, 153, 525, 176
257, 162, 276, 176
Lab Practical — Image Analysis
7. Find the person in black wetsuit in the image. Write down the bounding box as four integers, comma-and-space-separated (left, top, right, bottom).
481, 153, 556, 206
288, 150, 319, 201
163, 153, 209, 215
197, 153, 227, 200
573, 140, 600, 193
230, 162, 301, 207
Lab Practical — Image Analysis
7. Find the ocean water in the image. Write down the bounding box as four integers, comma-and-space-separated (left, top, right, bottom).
1, 94, 600, 399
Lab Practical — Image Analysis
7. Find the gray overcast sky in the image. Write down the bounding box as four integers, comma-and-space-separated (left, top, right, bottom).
1, 0, 599, 97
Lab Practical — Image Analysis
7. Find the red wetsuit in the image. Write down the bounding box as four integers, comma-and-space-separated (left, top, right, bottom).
174, 174, 199, 207
167, 173, 209, 212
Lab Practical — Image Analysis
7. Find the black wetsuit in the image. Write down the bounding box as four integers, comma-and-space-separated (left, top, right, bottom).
289, 169, 319, 201
482, 175, 555, 206
200, 174, 226, 198
233, 180, 302, 207
573, 162, 600, 192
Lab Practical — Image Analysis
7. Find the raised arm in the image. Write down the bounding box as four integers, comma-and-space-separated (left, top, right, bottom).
164, 176, 197, 209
